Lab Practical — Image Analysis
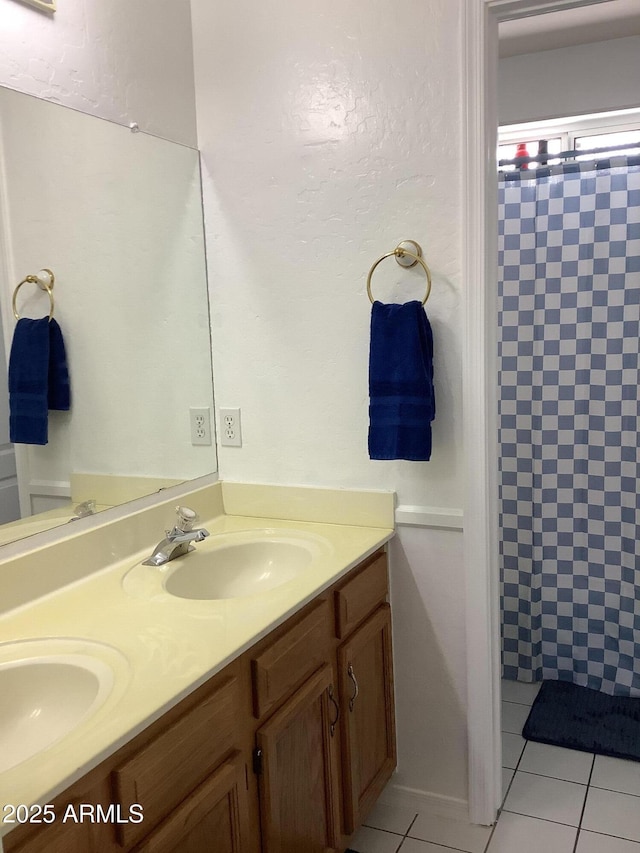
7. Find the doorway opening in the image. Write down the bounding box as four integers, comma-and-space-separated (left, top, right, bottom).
465, 0, 640, 832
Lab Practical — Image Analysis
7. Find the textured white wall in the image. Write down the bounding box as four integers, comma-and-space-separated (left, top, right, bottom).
499, 35, 640, 126
0, 0, 197, 146
192, 0, 464, 511
191, 0, 469, 808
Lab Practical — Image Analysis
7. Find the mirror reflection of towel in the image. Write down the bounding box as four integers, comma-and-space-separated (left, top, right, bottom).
8, 317, 70, 446
368, 300, 435, 461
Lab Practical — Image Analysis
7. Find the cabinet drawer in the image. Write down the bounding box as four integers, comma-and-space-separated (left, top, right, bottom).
335, 550, 388, 639
113, 675, 238, 848
251, 599, 329, 719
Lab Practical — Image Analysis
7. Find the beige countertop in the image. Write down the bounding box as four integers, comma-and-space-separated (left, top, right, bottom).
0, 505, 393, 834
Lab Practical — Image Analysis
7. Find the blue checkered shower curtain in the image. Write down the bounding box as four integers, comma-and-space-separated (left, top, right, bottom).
498, 157, 640, 696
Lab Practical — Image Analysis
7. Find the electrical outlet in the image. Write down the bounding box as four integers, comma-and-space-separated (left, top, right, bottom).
190, 407, 211, 446
219, 407, 242, 447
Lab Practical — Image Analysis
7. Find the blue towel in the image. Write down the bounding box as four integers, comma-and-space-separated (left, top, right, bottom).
9, 317, 70, 445
47, 319, 71, 411
368, 300, 435, 461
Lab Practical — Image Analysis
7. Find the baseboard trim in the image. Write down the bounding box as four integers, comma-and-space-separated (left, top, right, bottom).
378, 782, 470, 823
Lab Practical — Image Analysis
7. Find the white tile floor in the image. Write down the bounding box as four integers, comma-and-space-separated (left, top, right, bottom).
349, 680, 640, 853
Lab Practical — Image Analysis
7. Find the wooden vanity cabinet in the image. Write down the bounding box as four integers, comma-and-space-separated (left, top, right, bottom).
251, 547, 396, 851
4, 547, 394, 853
4, 663, 258, 853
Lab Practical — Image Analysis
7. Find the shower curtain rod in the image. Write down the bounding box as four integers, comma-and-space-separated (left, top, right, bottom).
499, 141, 640, 169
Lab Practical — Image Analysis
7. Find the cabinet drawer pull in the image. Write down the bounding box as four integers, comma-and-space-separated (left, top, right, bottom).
328, 685, 340, 736
348, 664, 359, 712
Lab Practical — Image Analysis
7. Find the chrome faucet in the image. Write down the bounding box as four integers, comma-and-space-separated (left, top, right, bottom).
142, 506, 209, 567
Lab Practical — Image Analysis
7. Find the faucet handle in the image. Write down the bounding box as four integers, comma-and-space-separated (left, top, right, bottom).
175, 506, 198, 532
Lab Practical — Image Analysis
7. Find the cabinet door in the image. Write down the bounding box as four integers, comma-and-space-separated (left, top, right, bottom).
132, 752, 250, 853
338, 604, 396, 834
256, 664, 341, 853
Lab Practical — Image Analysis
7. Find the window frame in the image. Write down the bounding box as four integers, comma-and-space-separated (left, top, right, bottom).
498, 107, 640, 166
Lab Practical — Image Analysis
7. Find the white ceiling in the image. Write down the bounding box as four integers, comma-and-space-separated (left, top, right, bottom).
499, 0, 640, 57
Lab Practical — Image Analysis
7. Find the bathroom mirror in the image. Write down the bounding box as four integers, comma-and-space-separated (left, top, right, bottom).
0, 85, 216, 546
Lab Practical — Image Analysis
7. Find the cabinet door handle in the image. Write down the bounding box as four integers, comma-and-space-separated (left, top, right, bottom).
328, 685, 340, 736
348, 664, 359, 712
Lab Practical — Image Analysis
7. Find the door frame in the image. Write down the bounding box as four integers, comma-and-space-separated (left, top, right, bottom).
0, 120, 26, 519
463, 0, 612, 825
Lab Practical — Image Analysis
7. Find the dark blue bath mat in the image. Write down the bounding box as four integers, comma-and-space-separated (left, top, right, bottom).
523, 679, 640, 762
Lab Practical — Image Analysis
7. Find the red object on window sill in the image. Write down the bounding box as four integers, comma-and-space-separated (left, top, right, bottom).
516, 143, 530, 170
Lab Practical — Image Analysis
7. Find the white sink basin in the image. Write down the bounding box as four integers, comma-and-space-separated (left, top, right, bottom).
166, 539, 315, 600
124, 529, 333, 601
0, 639, 127, 772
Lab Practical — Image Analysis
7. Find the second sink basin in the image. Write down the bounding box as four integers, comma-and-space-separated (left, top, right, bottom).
0, 639, 129, 773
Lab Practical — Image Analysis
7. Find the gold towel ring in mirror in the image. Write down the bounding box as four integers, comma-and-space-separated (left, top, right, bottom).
12, 269, 55, 321
367, 244, 432, 305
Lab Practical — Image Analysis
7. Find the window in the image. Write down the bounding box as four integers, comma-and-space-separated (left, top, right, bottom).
498, 108, 640, 171
575, 129, 640, 160
498, 138, 562, 171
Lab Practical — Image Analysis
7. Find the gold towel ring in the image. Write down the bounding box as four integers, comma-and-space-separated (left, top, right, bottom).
367, 248, 432, 305
12, 269, 55, 321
